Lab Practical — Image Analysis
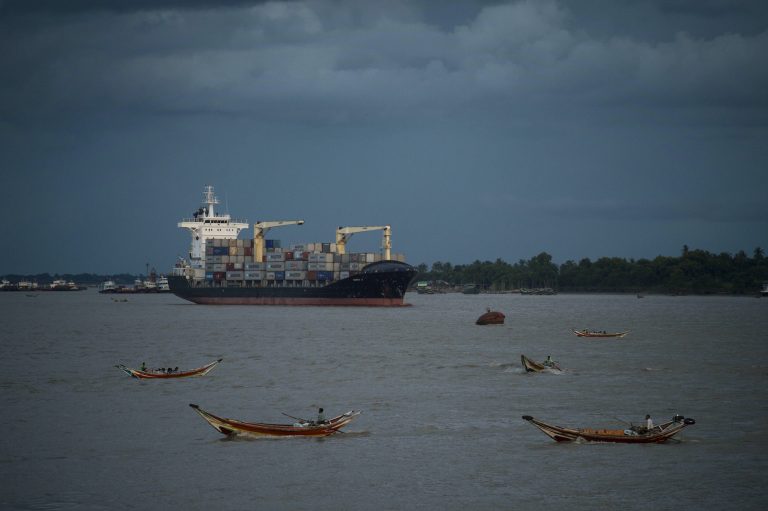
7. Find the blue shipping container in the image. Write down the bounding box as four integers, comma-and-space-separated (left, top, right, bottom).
317, 271, 333, 281
274, 271, 285, 280
265, 239, 282, 249
205, 272, 214, 280
212, 246, 229, 256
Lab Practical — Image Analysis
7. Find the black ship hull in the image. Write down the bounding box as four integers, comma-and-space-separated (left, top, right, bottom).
169, 261, 417, 306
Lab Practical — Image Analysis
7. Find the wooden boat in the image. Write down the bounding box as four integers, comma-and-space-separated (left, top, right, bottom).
522, 415, 695, 443
521, 354, 561, 372
572, 329, 629, 338
115, 358, 222, 379
476, 310, 505, 325
189, 404, 361, 438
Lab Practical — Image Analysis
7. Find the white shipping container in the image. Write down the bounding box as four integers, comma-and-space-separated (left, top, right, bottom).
366, 253, 375, 263
226, 271, 244, 280
213, 264, 226, 272
193, 269, 206, 279
285, 261, 308, 271
266, 272, 276, 280
266, 262, 285, 271
285, 271, 306, 280
339, 271, 350, 279
245, 262, 265, 271
349, 262, 362, 271
244, 271, 265, 280
266, 253, 285, 262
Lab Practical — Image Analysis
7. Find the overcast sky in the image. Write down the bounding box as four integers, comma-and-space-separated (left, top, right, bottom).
1, 0, 766, 274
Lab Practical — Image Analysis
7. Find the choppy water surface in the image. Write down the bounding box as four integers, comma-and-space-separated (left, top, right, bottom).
1, 291, 766, 510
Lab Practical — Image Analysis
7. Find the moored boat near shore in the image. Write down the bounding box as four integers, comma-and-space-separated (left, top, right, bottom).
572, 329, 629, 338
115, 359, 222, 379
522, 415, 695, 443
189, 404, 361, 438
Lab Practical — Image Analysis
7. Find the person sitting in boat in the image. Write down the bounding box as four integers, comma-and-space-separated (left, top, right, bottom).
173, 366, 179, 373
543, 355, 555, 368
140, 362, 147, 372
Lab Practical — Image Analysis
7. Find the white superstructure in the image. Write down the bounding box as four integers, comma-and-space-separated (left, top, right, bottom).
178, 185, 248, 269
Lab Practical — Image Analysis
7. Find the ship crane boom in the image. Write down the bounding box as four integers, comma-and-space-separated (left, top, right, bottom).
254, 220, 305, 262
336, 225, 391, 260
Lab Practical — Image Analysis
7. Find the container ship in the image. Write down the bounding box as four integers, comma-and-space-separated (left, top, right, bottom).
168, 186, 417, 306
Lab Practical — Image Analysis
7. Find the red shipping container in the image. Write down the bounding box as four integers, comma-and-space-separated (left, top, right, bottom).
307, 271, 317, 281
226, 263, 235, 271
285, 252, 294, 260
213, 272, 226, 281
302, 251, 310, 260
244, 247, 253, 256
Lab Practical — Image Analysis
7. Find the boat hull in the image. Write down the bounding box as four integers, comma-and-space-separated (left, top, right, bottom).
189, 404, 361, 437
116, 359, 222, 379
522, 415, 695, 443
476, 311, 505, 325
169, 261, 417, 306
572, 329, 628, 338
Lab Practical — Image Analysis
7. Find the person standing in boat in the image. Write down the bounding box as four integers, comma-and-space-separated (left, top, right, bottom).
140, 362, 147, 372
645, 414, 654, 432
316, 408, 326, 425
544, 355, 555, 368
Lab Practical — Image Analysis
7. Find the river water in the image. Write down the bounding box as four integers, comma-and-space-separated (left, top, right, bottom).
1, 290, 766, 510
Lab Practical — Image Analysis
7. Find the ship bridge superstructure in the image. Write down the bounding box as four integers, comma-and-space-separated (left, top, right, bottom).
178, 185, 248, 267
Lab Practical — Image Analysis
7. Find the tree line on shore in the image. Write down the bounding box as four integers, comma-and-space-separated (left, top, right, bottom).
416, 246, 768, 294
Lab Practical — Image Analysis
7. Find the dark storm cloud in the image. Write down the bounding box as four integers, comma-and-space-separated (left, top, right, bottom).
0, 0, 271, 15
0, 0, 766, 273
2, 0, 766, 122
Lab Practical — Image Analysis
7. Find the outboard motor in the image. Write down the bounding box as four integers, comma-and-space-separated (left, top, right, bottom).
673, 414, 685, 422
683, 418, 696, 425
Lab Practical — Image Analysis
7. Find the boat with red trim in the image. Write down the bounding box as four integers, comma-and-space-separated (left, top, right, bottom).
522, 414, 695, 443
189, 404, 361, 437
115, 359, 222, 379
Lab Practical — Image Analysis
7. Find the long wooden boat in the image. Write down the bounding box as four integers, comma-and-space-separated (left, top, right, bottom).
572, 329, 629, 338
476, 310, 505, 325
521, 355, 561, 372
522, 415, 695, 443
189, 404, 361, 438
115, 358, 222, 379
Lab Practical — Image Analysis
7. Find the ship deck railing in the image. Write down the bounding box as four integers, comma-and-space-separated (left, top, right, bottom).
178, 217, 249, 224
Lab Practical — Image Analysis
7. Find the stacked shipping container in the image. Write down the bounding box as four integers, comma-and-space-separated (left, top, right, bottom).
202, 238, 405, 286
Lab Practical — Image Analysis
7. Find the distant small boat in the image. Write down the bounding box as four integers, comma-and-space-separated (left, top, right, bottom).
189, 404, 361, 438
476, 310, 505, 325
462, 284, 481, 295
572, 329, 628, 338
761, 282, 768, 297
522, 415, 695, 443
521, 355, 561, 372
115, 359, 222, 379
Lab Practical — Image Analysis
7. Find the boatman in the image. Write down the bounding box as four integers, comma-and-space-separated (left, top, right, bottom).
645, 414, 654, 432
140, 362, 147, 372
544, 355, 554, 368
316, 408, 326, 425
